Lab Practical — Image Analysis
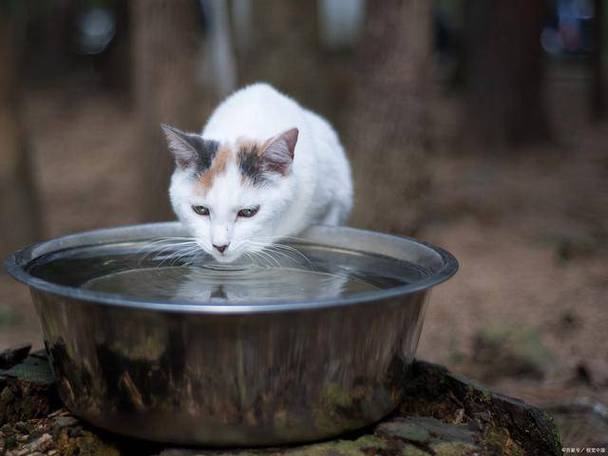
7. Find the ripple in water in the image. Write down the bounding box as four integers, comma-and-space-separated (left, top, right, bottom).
27, 241, 430, 304
82, 264, 377, 302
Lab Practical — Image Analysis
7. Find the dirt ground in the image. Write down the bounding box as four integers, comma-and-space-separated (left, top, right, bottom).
1, 77, 606, 433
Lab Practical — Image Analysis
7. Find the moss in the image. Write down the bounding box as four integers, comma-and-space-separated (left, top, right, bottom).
477, 387, 493, 405
431, 441, 478, 456
481, 426, 525, 456
56, 429, 120, 456
285, 435, 387, 456
542, 410, 563, 448
401, 445, 429, 456
4, 434, 17, 450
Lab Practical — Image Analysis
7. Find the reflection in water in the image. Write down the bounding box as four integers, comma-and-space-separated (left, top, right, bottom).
83, 262, 377, 303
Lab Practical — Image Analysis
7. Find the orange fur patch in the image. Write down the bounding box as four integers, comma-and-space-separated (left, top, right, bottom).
198, 146, 232, 191
238, 138, 265, 155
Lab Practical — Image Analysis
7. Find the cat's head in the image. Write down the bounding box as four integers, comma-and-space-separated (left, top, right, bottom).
162, 124, 298, 263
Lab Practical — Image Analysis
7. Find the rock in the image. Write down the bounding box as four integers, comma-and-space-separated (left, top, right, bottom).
0, 344, 31, 370
0, 411, 122, 456
0, 351, 61, 424
53, 415, 80, 430
377, 417, 479, 455
399, 360, 561, 456
1, 351, 562, 456
54, 428, 121, 456
6, 433, 53, 456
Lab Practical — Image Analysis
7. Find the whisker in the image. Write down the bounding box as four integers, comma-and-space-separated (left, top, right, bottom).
153, 244, 202, 268
268, 244, 313, 268
165, 246, 201, 266
244, 239, 313, 269
247, 248, 276, 268
136, 239, 198, 267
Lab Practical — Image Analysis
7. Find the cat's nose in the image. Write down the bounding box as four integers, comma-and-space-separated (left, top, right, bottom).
213, 243, 229, 254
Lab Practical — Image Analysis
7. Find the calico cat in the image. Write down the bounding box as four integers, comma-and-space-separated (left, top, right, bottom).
162, 83, 352, 263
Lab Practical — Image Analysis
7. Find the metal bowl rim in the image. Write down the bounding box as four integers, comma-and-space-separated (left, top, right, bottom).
4, 222, 458, 314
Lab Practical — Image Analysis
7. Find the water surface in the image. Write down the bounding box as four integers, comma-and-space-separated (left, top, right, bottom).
27, 240, 430, 304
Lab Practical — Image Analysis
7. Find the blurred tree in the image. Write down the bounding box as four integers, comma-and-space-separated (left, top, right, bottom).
233, 0, 333, 117
131, 0, 211, 221
0, 3, 41, 258
345, 0, 432, 235
590, 0, 606, 119
200, 0, 237, 97
463, 0, 550, 146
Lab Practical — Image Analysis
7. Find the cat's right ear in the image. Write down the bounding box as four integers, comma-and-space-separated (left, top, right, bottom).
161, 124, 199, 170
161, 124, 220, 172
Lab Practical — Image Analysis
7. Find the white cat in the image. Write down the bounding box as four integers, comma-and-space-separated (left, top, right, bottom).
162, 83, 352, 263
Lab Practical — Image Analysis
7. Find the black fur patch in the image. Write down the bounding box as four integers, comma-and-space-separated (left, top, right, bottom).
186, 135, 219, 173
238, 144, 267, 185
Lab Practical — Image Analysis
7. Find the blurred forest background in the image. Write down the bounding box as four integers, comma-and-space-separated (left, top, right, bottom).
0, 0, 607, 446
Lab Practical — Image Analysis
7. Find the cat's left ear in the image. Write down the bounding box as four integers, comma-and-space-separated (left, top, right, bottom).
261, 128, 298, 175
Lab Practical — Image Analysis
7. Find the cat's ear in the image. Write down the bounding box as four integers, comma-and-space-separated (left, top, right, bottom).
161, 124, 218, 171
261, 128, 298, 175
161, 124, 199, 169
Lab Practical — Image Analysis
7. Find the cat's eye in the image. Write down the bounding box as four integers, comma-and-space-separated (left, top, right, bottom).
192, 205, 209, 216
237, 206, 260, 218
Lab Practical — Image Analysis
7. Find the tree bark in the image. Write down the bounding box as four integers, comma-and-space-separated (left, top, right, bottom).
0, 10, 41, 258
131, 0, 211, 221
234, 0, 332, 118
463, 0, 550, 146
344, 0, 433, 235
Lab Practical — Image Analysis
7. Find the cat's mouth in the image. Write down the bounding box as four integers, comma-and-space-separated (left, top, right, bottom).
194, 241, 241, 263
208, 248, 242, 263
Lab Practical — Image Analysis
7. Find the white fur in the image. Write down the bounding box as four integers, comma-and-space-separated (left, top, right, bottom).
169, 83, 353, 262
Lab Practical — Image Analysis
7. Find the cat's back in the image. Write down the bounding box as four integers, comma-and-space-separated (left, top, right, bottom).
202, 83, 305, 141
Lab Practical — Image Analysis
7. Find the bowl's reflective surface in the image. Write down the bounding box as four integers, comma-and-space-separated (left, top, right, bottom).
5, 223, 457, 446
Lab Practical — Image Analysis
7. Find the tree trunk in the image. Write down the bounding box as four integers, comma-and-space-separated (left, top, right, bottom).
131, 0, 211, 221
590, 0, 606, 120
463, 0, 550, 146
0, 11, 41, 258
234, 0, 333, 118
344, 0, 433, 235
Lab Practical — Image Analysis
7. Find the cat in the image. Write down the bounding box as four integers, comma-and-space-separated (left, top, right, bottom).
162, 83, 352, 263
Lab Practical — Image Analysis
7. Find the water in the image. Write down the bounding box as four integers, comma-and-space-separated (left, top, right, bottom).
27, 240, 431, 304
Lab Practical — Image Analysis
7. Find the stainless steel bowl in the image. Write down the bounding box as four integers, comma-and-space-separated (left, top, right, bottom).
4, 223, 457, 446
